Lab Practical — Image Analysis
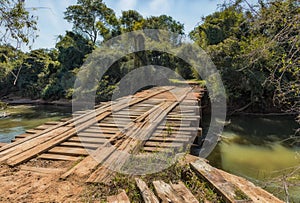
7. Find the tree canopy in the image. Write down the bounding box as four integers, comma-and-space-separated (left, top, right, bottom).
0, 0, 37, 48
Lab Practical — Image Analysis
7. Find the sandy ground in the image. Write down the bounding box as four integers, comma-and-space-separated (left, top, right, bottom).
0, 160, 86, 203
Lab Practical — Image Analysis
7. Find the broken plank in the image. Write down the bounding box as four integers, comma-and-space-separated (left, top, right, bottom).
153, 180, 182, 203
135, 178, 159, 203
107, 189, 130, 203
171, 181, 199, 203
190, 159, 249, 203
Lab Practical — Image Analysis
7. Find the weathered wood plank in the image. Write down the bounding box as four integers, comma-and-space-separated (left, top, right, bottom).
14, 133, 31, 139
86, 166, 115, 184
0, 142, 7, 147
20, 166, 66, 175
60, 141, 100, 149
69, 136, 108, 143
38, 153, 80, 161
135, 178, 159, 203
107, 189, 130, 203
48, 146, 89, 156
190, 159, 249, 203
144, 141, 184, 148
153, 180, 182, 203
171, 181, 199, 203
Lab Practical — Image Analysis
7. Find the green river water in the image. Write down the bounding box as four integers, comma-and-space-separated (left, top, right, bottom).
0, 105, 71, 143
207, 115, 300, 202
0, 105, 299, 202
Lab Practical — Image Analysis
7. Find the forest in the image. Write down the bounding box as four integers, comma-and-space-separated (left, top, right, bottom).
0, 0, 299, 117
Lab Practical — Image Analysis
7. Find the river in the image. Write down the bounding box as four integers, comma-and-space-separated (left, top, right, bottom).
0, 105, 71, 143
207, 115, 300, 202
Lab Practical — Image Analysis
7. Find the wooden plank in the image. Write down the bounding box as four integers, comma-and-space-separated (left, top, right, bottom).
74, 132, 112, 139
20, 166, 66, 175
0, 126, 72, 163
60, 146, 115, 179
107, 189, 130, 203
216, 166, 284, 203
48, 146, 89, 156
171, 181, 199, 203
190, 159, 248, 203
5, 111, 112, 166
34, 125, 51, 130
69, 136, 108, 143
98, 123, 126, 128
86, 166, 115, 184
38, 153, 80, 161
153, 180, 182, 203
0, 142, 7, 147
135, 178, 159, 203
60, 141, 101, 149
148, 136, 190, 143
14, 133, 31, 138
144, 141, 184, 148
25, 129, 42, 134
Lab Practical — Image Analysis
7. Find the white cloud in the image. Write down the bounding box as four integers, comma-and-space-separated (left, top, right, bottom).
149, 0, 172, 15
117, 0, 137, 11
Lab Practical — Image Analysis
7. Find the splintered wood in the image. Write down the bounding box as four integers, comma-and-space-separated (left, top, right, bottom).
190, 158, 284, 203
0, 86, 203, 184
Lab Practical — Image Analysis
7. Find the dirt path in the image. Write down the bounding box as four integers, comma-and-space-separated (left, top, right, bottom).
0, 160, 84, 203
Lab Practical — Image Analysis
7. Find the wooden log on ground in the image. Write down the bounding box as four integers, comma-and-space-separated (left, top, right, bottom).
135, 178, 159, 203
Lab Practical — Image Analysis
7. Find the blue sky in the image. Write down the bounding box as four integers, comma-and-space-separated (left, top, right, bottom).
24, 0, 257, 51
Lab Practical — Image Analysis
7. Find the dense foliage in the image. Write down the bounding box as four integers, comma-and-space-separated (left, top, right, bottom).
0, 0, 298, 116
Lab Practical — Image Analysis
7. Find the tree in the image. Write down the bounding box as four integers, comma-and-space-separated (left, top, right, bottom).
0, 0, 37, 48
16, 49, 59, 99
144, 15, 184, 35
0, 45, 24, 96
189, 2, 246, 47
64, 0, 119, 44
119, 10, 144, 32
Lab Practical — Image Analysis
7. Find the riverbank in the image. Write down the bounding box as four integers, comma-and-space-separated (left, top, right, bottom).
1, 97, 71, 107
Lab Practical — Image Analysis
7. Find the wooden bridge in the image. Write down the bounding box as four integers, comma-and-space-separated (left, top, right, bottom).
0, 86, 203, 182
0, 86, 284, 203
